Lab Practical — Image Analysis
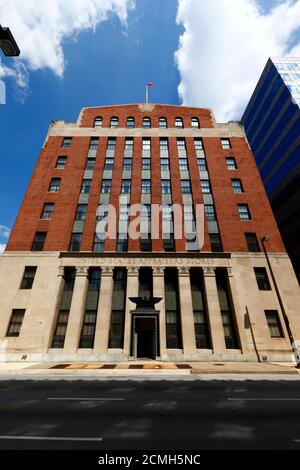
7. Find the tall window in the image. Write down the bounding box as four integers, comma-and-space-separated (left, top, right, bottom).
143, 117, 151, 128
41, 203, 54, 220
32, 232, 46, 251
238, 204, 251, 220
198, 159, 207, 172
52, 267, 76, 348
52, 311, 69, 348
265, 310, 284, 338
6, 309, 25, 337
69, 233, 82, 251
104, 158, 114, 170
221, 138, 231, 150
161, 179, 171, 194
254, 268, 271, 291
181, 180, 191, 194
121, 179, 131, 194
61, 137, 72, 148
108, 269, 127, 348
81, 179, 92, 194
142, 179, 151, 194
159, 117, 167, 128
126, 117, 135, 128
56, 156, 67, 169
142, 138, 151, 152
140, 235, 152, 252
49, 178, 61, 193
79, 269, 102, 349
201, 179, 211, 194
204, 204, 216, 221
93, 234, 105, 253
20, 267, 37, 289
160, 138, 168, 151
125, 138, 133, 150
119, 204, 129, 221
89, 137, 99, 150
179, 159, 188, 171
190, 269, 211, 349
85, 158, 95, 170
160, 158, 169, 172
209, 233, 223, 253
245, 233, 260, 252
117, 233, 128, 253
123, 158, 132, 171
177, 138, 186, 152
107, 138, 116, 150
231, 179, 244, 193
101, 179, 111, 194
191, 117, 200, 128
142, 158, 151, 171
165, 268, 182, 349
194, 138, 203, 151
175, 117, 184, 128
75, 204, 87, 221
216, 269, 238, 349
110, 117, 119, 128
94, 116, 102, 128
226, 157, 237, 170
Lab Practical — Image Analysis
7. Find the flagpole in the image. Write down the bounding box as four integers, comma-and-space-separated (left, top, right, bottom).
145, 83, 148, 103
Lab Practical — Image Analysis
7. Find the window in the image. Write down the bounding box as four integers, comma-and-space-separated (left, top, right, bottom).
265, 310, 284, 338
226, 157, 237, 170
209, 233, 223, 252
245, 233, 260, 252
160, 158, 169, 171
179, 159, 188, 171
94, 116, 102, 128
49, 178, 61, 193
117, 234, 128, 252
56, 156, 67, 169
119, 204, 129, 220
205, 204, 216, 221
198, 159, 207, 172
164, 236, 175, 252
89, 137, 99, 150
232, 179, 244, 193
160, 138, 169, 150
20, 267, 37, 289
141, 204, 151, 220
254, 267, 271, 291
161, 179, 171, 194
238, 204, 251, 220
81, 179, 92, 194
159, 117, 167, 128
142, 158, 151, 171
181, 180, 191, 194
142, 138, 151, 151
126, 117, 135, 128
194, 138, 203, 151
221, 138, 231, 150
123, 158, 132, 171
201, 179, 211, 194
143, 117, 151, 128
61, 137, 72, 148
39, 201, 54, 220
184, 205, 194, 221
177, 138, 186, 151
140, 236, 152, 252
175, 117, 184, 128
52, 310, 69, 348
101, 179, 111, 194
163, 204, 173, 221
70, 233, 82, 251
104, 158, 114, 170
191, 117, 200, 128
107, 138, 116, 150
142, 179, 151, 194
32, 232, 46, 251
93, 234, 105, 253
64, 267, 76, 291
79, 310, 97, 348
125, 138, 133, 150
6, 309, 25, 337
75, 204, 87, 221
85, 158, 95, 170
110, 117, 119, 128
121, 179, 131, 194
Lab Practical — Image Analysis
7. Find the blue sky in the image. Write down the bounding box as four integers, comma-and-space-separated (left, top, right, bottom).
0, 0, 300, 249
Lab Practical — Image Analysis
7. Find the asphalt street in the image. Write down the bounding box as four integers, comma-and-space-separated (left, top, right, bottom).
0, 378, 300, 450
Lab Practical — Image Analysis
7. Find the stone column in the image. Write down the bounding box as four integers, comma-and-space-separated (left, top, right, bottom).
178, 267, 197, 358
123, 267, 139, 358
153, 267, 167, 359
42, 266, 65, 351
94, 267, 114, 355
63, 266, 89, 353
226, 267, 249, 353
203, 267, 227, 354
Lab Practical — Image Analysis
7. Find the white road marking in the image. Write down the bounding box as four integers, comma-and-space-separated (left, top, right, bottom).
0, 435, 103, 441
228, 398, 300, 401
293, 439, 300, 443
47, 397, 125, 401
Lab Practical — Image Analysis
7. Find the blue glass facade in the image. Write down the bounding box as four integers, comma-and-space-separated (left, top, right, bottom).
242, 58, 300, 283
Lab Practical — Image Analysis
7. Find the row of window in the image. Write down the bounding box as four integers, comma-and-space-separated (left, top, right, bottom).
92, 116, 201, 129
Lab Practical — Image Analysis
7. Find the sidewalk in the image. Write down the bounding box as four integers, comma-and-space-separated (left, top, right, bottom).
0, 361, 299, 376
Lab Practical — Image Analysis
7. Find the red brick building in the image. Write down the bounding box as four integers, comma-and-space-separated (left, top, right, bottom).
1, 103, 299, 363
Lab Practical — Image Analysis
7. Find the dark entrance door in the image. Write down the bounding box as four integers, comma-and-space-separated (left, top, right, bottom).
136, 317, 156, 359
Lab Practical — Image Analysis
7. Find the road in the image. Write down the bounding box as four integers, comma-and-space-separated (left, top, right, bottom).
0, 377, 299, 450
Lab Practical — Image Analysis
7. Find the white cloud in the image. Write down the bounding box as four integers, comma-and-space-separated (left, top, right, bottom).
0, 225, 10, 240
175, 0, 300, 121
0, 244, 6, 255
0, 0, 135, 91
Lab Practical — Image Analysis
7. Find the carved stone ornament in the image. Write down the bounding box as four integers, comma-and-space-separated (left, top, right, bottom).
64, 257, 230, 269
75, 266, 89, 276
202, 267, 216, 277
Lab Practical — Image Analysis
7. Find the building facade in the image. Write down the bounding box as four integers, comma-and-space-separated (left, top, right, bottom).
0, 103, 300, 363
242, 57, 300, 283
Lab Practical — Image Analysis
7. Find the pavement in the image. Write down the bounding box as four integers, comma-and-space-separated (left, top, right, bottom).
0, 378, 300, 449
0, 360, 299, 377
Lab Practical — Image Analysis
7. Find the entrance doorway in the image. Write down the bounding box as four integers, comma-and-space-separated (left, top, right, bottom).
131, 314, 159, 360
